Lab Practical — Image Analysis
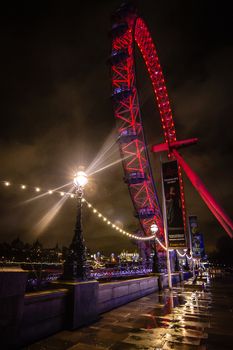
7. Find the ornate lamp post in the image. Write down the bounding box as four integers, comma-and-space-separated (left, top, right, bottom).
63, 170, 89, 280
150, 223, 160, 273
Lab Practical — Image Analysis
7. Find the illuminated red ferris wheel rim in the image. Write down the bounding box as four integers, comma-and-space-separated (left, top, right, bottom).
110, 7, 186, 244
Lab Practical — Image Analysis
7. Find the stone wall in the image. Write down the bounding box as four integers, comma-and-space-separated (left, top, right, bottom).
98, 276, 159, 313
20, 288, 68, 346
0, 268, 28, 348
0, 271, 193, 348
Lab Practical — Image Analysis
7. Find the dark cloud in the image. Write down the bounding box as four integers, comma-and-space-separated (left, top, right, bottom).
0, 1, 232, 254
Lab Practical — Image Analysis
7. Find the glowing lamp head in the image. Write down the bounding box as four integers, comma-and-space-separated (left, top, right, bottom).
74, 171, 88, 188
150, 223, 158, 234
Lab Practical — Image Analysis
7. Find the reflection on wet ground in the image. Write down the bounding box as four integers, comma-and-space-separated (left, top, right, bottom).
26, 274, 233, 350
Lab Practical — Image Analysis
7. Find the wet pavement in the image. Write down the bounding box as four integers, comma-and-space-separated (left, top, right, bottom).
25, 273, 233, 350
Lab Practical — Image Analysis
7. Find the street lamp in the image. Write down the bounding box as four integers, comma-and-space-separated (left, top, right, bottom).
150, 223, 160, 273
63, 170, 89, 280
150, 223, 158, 235
74, 171, 88, 188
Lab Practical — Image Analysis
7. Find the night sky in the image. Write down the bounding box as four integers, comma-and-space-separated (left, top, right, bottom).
0, 0, 232, 254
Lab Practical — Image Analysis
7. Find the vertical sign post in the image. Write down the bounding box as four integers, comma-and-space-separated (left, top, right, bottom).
187, 215, 195, 277
161, 163, 172, 290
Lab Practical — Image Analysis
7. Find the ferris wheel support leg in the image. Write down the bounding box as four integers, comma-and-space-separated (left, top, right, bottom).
201, 192, 233, 239
172, 149, 233, 238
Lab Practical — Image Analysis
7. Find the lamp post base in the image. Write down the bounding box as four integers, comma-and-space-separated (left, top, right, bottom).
62, 260, 78, 280
53, 279, 99, 329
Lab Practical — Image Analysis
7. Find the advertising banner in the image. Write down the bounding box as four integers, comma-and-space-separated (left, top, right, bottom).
188, 215, 198, 235
192, 232, 205, 258
188, 215, 205, 258
162, 160, 187, 248
189, 215, 205, 259
188, 215, 198, 243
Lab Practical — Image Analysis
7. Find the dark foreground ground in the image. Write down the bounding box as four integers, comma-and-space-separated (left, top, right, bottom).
25, 273, 233, 350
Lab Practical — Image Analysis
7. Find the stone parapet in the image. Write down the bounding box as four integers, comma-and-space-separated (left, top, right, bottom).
98, 276, 159, 313
0, 268, 28, 348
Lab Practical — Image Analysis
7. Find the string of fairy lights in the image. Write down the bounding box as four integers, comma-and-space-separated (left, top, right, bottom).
0, 179, 194, 259
0, 180, 157, 242
176, 249, 193, 260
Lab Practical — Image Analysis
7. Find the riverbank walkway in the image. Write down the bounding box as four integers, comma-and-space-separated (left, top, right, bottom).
25, 273, 233, 350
